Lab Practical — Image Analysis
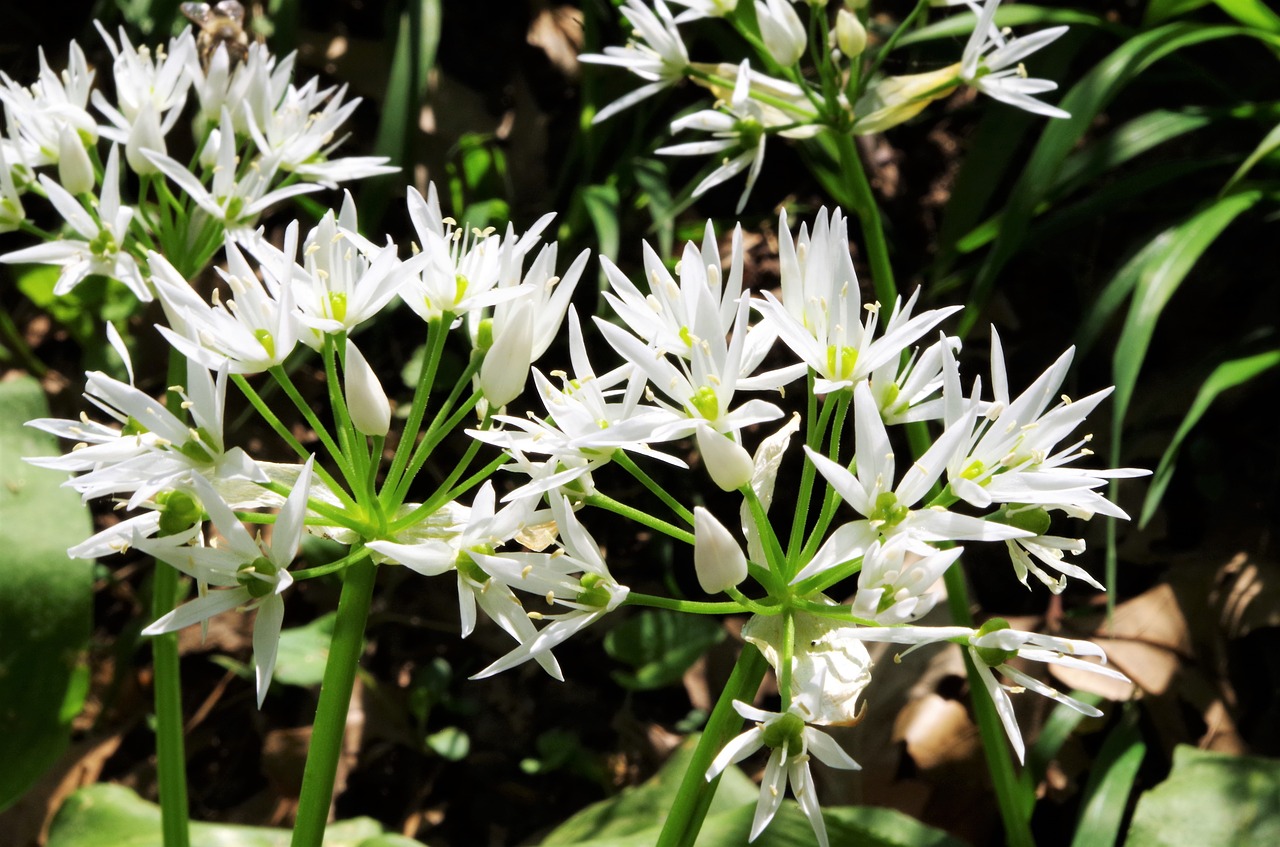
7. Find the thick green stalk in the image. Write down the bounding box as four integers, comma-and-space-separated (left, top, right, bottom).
942, 566, 1036, 847
834, 130, 898, 308
290, 558, 378, 847
657, 646, 768, 847
150, 563, 190, 847
154, 351, 190, 847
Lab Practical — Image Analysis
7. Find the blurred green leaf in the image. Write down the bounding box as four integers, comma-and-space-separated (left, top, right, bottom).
1222, 119, 1280, 192
960, 22, 1279, 336
46, 784, 427, 847
424, 726, 469, 761
897, 5, 1114, 46
0, 376, 93, 812
1211, 0, 1280, 32
1071, 710, 1146, 847
1139, 349, 1280, 527
1107, 190, 1262, 431
1027, 690, 1105, 785
272, 612, 336, 688
603, 609, 725, 690
1125, 746, 1280, 847
540, 735, 758, 845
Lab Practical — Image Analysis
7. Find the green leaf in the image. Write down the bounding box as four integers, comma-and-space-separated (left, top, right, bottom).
1139, 349, 1280, 527
1125, 746, 1280, 847
1222, 119, 1280, 193
46, 784, 428, 847
540, 735, 758, 845
1144, 0, 1214, 25
959, 22, 1280, 336
1107, 191, 1262, 433
1211, 0, 1280, 32
603, 610, 726, 690
424, 726, 470, 761
897, 6, 1115, 46
1070, 710, 1146, 847
1027, 690, 1105, 785
0, 376, 94, 812
271, 612, 336, 688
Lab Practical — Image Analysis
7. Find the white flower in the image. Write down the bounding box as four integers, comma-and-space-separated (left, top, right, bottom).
754, 0, 807, 67
706, 701, 860, 847
755, 208, 960, 395
868, 332, 960, 424
0, 42, 98, 169
739, 413, 801, 563
367, 483, 564, 679
186, 41, 294, 135
959, 0, 1070, 118
667, 0, 739, 23
0, 143, 26, 232
137, 457, 315, 706
57, 124, 95, 194
846, 620, 1130, 762
468, 494, 629, 679
244, 77, 396, 186
848, 536, 963, 624
0, 145, 150, 301
657, 61, 769, 213
143, 109, 323, 235
742, 612, 874, 726
694, 506, 748, 593
580, 0, 690, 123
1005, 530, 1096, 594
794, 382, 1032, 580
151, 226, 299, 374
344, 339, 391, 437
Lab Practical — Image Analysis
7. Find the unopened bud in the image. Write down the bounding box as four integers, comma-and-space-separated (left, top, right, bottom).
344, 339, 391, 437
57, 126, 95, 195
694, 506, 747, 594
755, 0, 807, 67
126, 102, 166, 176
695, 426, 754, 491
836, 9, 867, 58
479, 303, 533, 408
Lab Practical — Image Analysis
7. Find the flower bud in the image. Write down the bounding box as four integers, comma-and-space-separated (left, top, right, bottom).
755, 0, 807, 67
695, 425, 754, 491
126, 102, 166, 176
344, 339, 391, 437
694, 506, 747, 594
57, 126, 95, 195
479, 302, 534, 408
836, 9, 867, 58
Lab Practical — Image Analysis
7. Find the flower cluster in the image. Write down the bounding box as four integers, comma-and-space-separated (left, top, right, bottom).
0, 23, 394, 298
9, 20, 1141, 847
582, 0, 1070, 209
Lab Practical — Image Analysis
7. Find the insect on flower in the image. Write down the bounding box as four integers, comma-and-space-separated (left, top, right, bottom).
182, 0, 250, 70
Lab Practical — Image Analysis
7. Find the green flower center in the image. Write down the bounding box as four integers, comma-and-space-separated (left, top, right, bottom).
825, 345, 858, 381
456, 550, 492, 585
689, 385, 719, 420
761, 712, 804, 750
328, 291, 348, 323
237, 556, 278, 598
871, 491, 908, 528
156, 489, 202, 537
576, 571, 612, 608
973, 617, 1017, 667
999, 505, 1051, 537
253, 328, 276, 360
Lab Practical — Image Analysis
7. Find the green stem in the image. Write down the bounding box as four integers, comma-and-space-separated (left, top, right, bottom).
657, 645, 768, 847
834, 129, 898, 309
859, 0, 932, 98
786, 386, 843, 566
384, 317, 449, 497
389, 388, 482, 509
585, 492, 695, 545
150, 563, 190, 847
943, 565, 1035, 847
267, 365, 359, 492
623, 593, 753, 615
0, 306, 47, 377
614, 450, 695, 526
290, 557, 378, 847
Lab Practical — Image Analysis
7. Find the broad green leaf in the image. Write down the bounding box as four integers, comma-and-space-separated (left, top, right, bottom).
540, 735, 758, 845
549, 797, 970, 847
1108, 190, 1261, 432
0, 376, 94, 811
950, 108, 1213, 257
1222, 119, 1280, 192
1125, 746, 1280, 847
45, 784, 427, 847
1211, 0, 1280, 32
1070, 710, 1146, 847
959, 23, 1280, 336
271, 612, 336, 688
603, 609, 726, 690
1144, 0, 1214, 25
1139, 349, 1280, 527
897, 6, 1116, 47
1027, 690, 1105, 785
